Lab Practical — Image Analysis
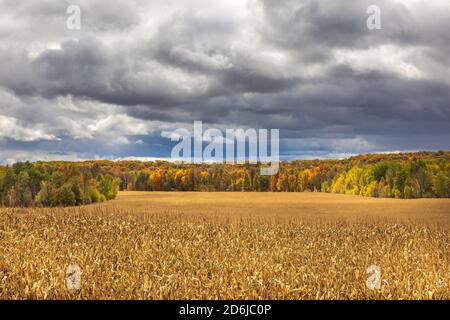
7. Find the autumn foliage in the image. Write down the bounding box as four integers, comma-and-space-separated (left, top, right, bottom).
1, 151, 449, 207
0, 162, 120, 207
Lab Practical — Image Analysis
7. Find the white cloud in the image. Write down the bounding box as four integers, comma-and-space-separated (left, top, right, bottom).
88, 114, 150, 135
0, 150, 98, 164
115, 136, 130, 144
113, 156, 171, 162
0, 114, 59, 141
334, 45, 424, 79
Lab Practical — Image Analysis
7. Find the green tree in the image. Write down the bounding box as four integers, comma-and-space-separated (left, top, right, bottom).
51, 171, 65, 189
98, 175, 120, 200
0, 168, 16, 202
432, 173, 449, 198
16, 172, 32, 207
35, 181, 51, 207
394, 169, 407, 194
89, 188, 101, 203
56, 183, 76, 207
404, 185, 413, 199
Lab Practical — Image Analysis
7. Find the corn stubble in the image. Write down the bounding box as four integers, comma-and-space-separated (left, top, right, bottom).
0, 192, 448, 300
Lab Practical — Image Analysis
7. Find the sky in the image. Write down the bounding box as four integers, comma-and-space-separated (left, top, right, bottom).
0, 0, 449, 164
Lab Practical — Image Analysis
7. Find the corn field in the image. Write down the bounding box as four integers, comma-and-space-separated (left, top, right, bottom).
0, 192, 449, 299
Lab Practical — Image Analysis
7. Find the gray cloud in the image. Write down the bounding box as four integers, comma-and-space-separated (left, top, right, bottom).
0, 0, 449, 162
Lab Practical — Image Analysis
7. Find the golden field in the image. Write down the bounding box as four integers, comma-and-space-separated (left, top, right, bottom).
0, 191, 449, 299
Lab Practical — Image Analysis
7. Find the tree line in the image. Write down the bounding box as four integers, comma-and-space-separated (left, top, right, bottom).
0, 151, 449, 207
0, 162, 120, 207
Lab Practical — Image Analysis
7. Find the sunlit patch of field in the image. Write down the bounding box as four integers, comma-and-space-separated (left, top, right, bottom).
0, 192, 449, 299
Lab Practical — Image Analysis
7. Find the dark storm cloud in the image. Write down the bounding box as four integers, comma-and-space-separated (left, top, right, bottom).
260, 0, 415, 47
0, 0, 450, 161
14, 38, 192, 106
